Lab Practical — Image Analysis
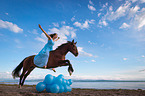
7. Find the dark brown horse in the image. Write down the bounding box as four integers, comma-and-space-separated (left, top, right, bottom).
12, 40, 78, 87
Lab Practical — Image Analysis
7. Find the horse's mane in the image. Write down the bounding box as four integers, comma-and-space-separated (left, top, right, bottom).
55, 41, 71, 50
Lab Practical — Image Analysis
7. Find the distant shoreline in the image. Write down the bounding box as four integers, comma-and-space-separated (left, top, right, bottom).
0, 84, 145, 96
1, 78, 145, 82
73, 80, 145, 82
1, 79, 145, 90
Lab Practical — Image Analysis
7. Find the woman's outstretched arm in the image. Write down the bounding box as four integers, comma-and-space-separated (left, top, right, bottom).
39, 24, 51, 40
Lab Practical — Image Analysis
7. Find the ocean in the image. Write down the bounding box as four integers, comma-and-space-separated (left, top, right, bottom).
0, 79, 145, 90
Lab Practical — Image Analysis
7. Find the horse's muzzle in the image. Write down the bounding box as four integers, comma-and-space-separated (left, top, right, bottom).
75, 52, 79, 57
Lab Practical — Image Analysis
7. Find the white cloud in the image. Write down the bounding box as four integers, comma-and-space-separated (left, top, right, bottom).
0, 19, 23, 33
88, 19, 95, 24
99, 20, 108, 26
66, 66, 145, 80
68, 71, 145, 80
88, 0, 96, 11
89, 0, 94, 5
99, 1, 131, 27
141, 0, 145, 3
35, 25, 77, 49
52, 22, 59, 27
131, 5, 140, 13
0, 72, 12, 79
78, 47, 92, 57
35, 36, 46, 43
99, 0, 145, 32
61, 21, 66, 25
74, 21, 88, 29
78, 47, 97, 57
73, 20, 95, 29
120, 23, 130, 29
71, 16, 75, 21
130, 8, 145, 30
1, 70, 145, 80
128, 5, 140, 18
73, 22, 81, 28
88, 5, 96, 11
123, 58, 127, 60
91, 60, 96, 62
109, 6, 113, 11
98, 13, 101, 17
5, 13, 8, 15
141, 8, 145, 12
100, 2, 108, 11
137, 15, 145, 29
88, 41, 97, 45
108, 1, 131, 21
142, 55, 145, 58
70, 31, 76, 38
130, 0, 138, 3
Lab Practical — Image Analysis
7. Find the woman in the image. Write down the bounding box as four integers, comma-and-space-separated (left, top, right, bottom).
34, 24, 59, 72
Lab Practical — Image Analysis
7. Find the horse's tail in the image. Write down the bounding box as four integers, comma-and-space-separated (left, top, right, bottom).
12, 58, 26, 79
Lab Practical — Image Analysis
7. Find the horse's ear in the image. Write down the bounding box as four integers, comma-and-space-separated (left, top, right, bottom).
72, 39, 74, 43
75, 42, 77, 44
67, 41, 71, 43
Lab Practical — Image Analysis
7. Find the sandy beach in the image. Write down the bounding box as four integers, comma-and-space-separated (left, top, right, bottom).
0, 84, 145, 96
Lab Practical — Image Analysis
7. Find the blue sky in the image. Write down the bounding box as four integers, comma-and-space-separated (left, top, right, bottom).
0, 0, 145, 80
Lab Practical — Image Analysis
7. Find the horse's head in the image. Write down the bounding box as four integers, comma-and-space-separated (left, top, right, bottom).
68, 39, 79, 57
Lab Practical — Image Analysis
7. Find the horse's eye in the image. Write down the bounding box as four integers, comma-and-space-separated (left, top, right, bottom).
73, 46, 76, 50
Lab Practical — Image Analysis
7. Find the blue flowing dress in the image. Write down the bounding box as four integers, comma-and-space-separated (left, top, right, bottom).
34, 39, 54, 67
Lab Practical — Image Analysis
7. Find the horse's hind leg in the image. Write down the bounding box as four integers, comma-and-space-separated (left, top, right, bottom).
21, 66, 35, 86
19, 68, 27, 88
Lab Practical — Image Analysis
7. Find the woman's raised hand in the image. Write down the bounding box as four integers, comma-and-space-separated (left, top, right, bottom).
38, 24, 51, 40
38, 24, 41, 28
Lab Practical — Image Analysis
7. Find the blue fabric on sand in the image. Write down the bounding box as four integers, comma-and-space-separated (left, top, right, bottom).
34, 39, 54, 67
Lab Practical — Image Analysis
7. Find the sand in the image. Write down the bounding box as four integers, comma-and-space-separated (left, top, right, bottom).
0, 84, 145, 96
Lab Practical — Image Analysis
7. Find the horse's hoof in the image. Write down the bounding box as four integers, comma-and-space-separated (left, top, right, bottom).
53, 70, 56, 72
68, 66, 73, 76
68, 70, 73, 76
18, 85, 21, 89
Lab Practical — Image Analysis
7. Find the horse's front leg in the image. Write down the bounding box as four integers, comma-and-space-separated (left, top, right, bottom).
59, 60, 74, 76
68, 63, 74, 76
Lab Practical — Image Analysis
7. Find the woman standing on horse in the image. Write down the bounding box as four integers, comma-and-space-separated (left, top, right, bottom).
34, 24, 59, 72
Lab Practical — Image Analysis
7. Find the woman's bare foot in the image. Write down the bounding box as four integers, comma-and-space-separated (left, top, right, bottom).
44, 66, 47, 69
52, 68, 56, 72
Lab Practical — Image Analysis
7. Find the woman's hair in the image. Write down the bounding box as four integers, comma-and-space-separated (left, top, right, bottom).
50, 33, 57, 39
